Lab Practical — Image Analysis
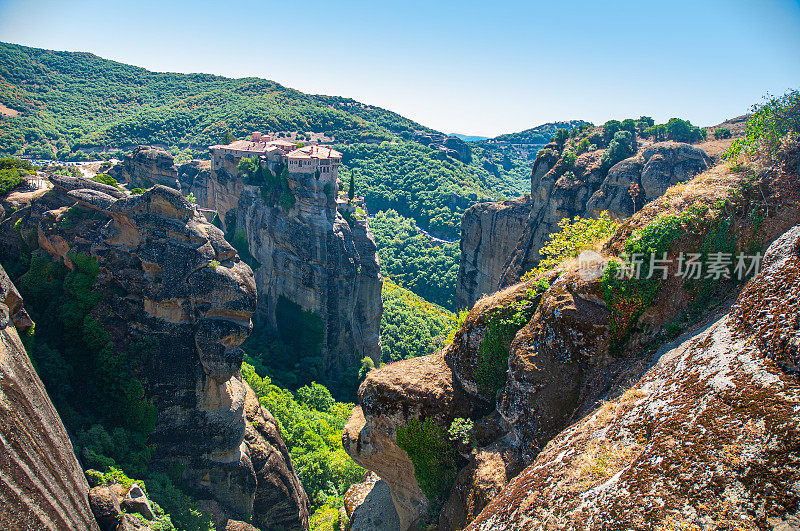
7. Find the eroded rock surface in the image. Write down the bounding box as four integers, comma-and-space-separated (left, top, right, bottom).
468, 226, 800, 530
348, 141, 800, 530
234, 169, 382, 385
1, 183, 309, 530
456, 197, 532, 310
110, 146, 180, 190
0, 265, 100, 531
456, 141, 713, 309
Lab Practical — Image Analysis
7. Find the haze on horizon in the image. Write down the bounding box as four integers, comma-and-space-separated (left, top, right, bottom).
1, 0, 798, 137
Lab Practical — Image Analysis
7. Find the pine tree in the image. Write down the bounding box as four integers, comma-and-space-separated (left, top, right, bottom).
348, 173, 355, 201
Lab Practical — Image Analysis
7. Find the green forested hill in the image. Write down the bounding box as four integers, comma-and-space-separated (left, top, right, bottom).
0, 41, 535, 238
492, 120, 591, 144
0, 41, 572, 302
0, 41, 434, 157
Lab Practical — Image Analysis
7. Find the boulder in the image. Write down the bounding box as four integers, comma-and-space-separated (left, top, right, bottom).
343, 471, 400, 531
121, 484, 155, 521
110, 146, 179, 190
89, 486, 122, 531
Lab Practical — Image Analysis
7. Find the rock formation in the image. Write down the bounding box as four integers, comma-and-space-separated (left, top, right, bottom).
456, 141, 712, 309
112, 146, 383, 386
110, 146, 180, 190
456, 197, 532, 310
1, 180, 310, 530
229, 166, 382, 386
345, 137, 800, 529
468, 223, 800, 530
0, 264, 101, 531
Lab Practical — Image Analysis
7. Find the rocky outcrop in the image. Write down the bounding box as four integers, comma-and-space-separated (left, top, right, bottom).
468, 225, 800, 530
346, 138, 800, 530
106, 146, 383, 385
235, 169, 382, 386
414, 133, 472, 163
110, 146, 179, 190
500, 141, 710, 286
456, 197, 532, 310
179, 160, 242, 231
585, 141, 711, 219
0, 265, 100, 531
455, 141, 714, 309
2, 182, 309, 529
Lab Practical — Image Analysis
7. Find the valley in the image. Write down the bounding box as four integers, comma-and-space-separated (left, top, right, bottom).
1, 37, 799, 531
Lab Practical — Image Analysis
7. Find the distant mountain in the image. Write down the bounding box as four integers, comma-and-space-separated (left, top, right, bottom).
492, 120, 591, 144
449, 133, 490, 142
0, 41, 437, 158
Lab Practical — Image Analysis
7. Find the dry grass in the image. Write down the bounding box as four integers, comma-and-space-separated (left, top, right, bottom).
573, 438, 641, 492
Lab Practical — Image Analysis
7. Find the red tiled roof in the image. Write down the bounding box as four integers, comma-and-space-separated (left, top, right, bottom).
287, 145, 342, 159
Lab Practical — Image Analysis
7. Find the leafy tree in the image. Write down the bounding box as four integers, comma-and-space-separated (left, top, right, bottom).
241, 364, 364, 513
621, 118, 637, 135
237, 155, 257, 176
600, 130, 636, 173
636, 116, 655, 133
603, 120, 622, 142
553, 128, 570, 150
0, 168, 25, 195
714, 127, 732, 139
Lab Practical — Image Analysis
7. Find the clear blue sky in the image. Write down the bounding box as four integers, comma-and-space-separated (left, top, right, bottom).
1, 0, 798, 136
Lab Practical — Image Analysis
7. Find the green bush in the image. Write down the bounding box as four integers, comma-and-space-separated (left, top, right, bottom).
475, 287, 544, 397
714, 127, 732, 139
522, 212, 618, 279
0, 168, 25, 195
91, 173, 120, 189
396, 418, 457, 501
0, 157, 35, 171
728, 90, 800, 162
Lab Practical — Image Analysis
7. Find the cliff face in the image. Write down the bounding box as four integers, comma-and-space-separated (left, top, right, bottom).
1, 180, 310, 530
118, 147, 383, 385
226, 169, 383, 385
455, 141, 712, 309
0, 265, 101, 531
345, 138, 800, 530
469, 224, 800, 530
456, 197, 532, 310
